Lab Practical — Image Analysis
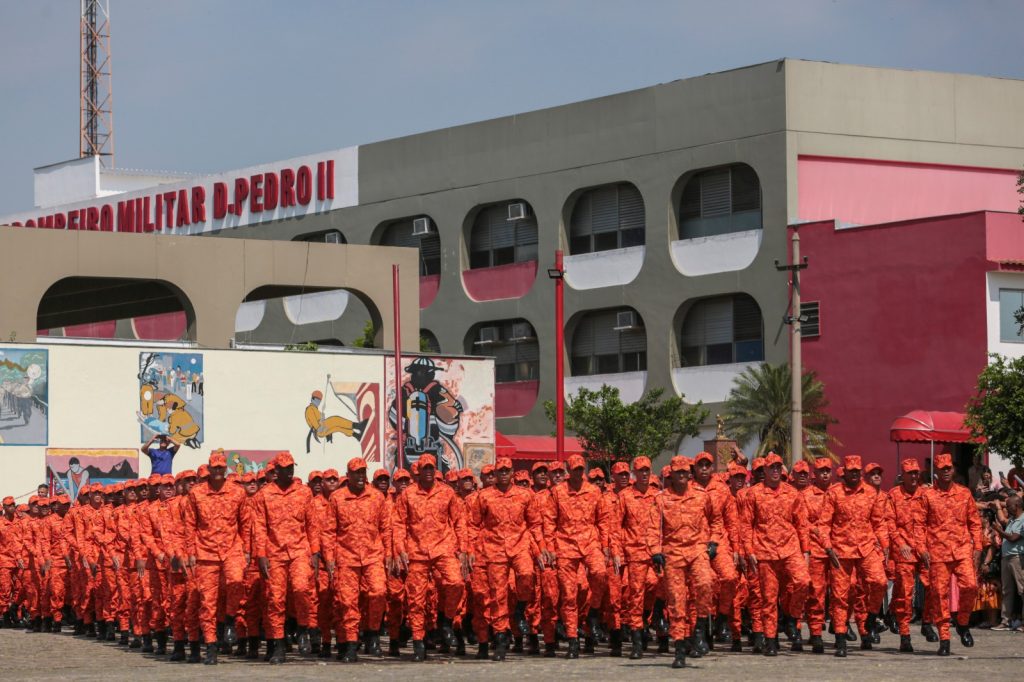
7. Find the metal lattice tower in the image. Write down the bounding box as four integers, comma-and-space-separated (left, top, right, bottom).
80, 0, 113, 165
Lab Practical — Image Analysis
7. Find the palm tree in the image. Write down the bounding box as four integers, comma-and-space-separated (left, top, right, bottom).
723, 363, 838, 464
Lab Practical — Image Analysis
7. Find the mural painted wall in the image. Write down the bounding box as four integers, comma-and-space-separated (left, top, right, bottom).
45, 448, 138, 500
0, 342, 494, 501
0, 348, 48, 446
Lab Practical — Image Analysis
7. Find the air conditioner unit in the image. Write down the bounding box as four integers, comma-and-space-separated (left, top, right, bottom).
510, 322, 534, 341
476, 326, 500, 345
324, 231, 342, 244
412, 217, 432, 236
507, 202, 530, 221
614, 310, 639, 331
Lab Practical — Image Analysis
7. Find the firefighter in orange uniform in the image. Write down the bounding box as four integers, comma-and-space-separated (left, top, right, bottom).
382, 467, 411, 657
887, 457, 928, 653
321, 457, 392, 662
392, 453, 469, 662
468, 457, 545, 661
647, 456, 719, 669
802, 457, 833, 653
736, 456, 766, 650
1, 496, 24, 624
530, 462, 561, 656
816, 455, 889, 657
742, 452, 811, 656
183, 450, 252, 665
916, 452, 982, 656
617, 456, 659, 659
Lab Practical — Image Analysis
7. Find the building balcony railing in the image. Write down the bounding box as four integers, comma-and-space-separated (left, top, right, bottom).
462, 261, 537, 302
671, 361, 761, 405
670, 230, 761, 277
564, 245, 644, 290
565, 371, 648, 404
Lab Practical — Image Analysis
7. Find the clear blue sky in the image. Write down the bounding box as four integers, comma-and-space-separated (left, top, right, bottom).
1, 0, 1022, 213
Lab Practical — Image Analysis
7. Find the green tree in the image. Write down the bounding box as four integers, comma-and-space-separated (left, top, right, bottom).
283, 341, 318, 352
723, 363, 838, 464
544, 385, 707, 467
352, 320, 376, 348
966, 353, 1024, 469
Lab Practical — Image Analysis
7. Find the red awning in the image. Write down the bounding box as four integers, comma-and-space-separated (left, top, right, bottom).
889, 410, 982, 444
494, 431, 517, 458
499, 433, 585, 461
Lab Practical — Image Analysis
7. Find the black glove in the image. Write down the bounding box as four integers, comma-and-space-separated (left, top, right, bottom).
707, 541, 718, 561
651, 553, 666, 574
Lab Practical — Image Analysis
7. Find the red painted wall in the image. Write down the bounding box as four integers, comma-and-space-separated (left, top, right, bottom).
798, 156, 1018, 226
462, 261, 537, 302
495, 380, 539, 418
63, 321, 117, 338
797, 212, 998, 486
420, 274, 440, 309
132, 312, 187, 340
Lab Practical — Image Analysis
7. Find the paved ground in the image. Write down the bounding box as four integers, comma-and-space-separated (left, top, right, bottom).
2, 627, 1021, 680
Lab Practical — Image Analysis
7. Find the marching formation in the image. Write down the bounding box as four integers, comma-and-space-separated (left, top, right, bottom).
0, 448, 984, 669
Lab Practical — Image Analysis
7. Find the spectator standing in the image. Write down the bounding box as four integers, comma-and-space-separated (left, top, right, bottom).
992, 495, 1023, 631
142, 435, 180, 476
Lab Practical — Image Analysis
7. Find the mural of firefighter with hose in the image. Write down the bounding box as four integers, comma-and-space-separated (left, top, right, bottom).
304, 377, 377, 461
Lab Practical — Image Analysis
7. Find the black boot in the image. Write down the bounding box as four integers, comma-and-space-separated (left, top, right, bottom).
234, 637, 248, 657
365, 631, 382, 656
899, 634, 913, 652
42, 617, 52, 632
513, 600, 530, 637
867, 613, 881, 644
527, 633, 540, 655
764, 636, 778, 657
583, 634, 596, 654
629, 628, 644, 659
544, 641, 557, 657
586, 607, 604, 640
310, 630, 321, 655
657, 634, 670, 654
388, 640, 401, 657
340, 641, 359, 662
169, 640, 187, 661
203, 642, 218, 665
937, 639, 950, 656
714, 614, 732, 644
437, 615, 457, 649
155, 630, 168, 655
493, 631, 508, 661
412, 639, 426, 662
269, 638, 285, 664
652, 600, 668, 633
566, 637, 580, 659
513, 635, 524, 653
751, 632, 765, 653
186, 641, 201, 663
475, 640, 489, 659
671, 638, 687, 669
142, 633, 154, 653
921, 623, 939, 642
246, 637, 261, 660
693, 619, 709, 656
783, 616, 797, 642
730, 637, 743, 652
222, 616, 237, 645
609, 628, 622, 657
106, 624, 116, 641
791, 626, 803, 652
263, 638, 275, 662
119, 630, 129, 646
955, 623, 974, 648
297, 628, 311, 655
834, 634, 847, 658
810, 634, 824, 654
860, 635, 872, 650
845, 626, 857, 642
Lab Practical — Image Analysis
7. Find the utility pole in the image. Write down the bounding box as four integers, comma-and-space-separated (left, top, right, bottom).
80, 0, 114, 164
547, 251, 566, 461
775, 229, 808, 465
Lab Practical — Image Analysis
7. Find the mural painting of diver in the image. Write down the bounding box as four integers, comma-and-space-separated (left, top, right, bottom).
388, 357, 464, 475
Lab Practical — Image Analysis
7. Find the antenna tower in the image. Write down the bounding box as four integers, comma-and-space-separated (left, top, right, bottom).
80, 0, 113, 165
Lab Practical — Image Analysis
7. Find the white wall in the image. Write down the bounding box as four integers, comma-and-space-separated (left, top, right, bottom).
565, 371, 647, 404
672, 362, 760, 405
33, 157, 99, 208
564, 246, 645, 290
670, 230, 762, 277
985, 271, 1024, 479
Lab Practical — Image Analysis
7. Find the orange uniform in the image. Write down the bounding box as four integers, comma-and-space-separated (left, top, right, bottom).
617, 483, 659, 630
647, 468, 719, 641
742, 473, 810, 640
44, 511, 71, 625
816, 461, 890, 636
693, 474, 741, 623
184, 479, 251, 644
140, 496, 180, 632
887, 476, 928, 636
801, 482, 830, 637
321, 482, 391, 643
252, 477, 320, 640
470, 481, 545, 633
392, 476, 467, 641
0, 510, 24, 615
915, 479, 982, 641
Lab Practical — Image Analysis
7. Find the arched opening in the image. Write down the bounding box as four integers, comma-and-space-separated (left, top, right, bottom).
374, 216, 442, 308
568, 182, 645, 255
236, 285, 382, 348
461, 199, 538, 301
36, 276, 195, 341
569, 307, 647, 376
465, 318, 539, 418
293, 229, 346, 244
420, 329, 441, 354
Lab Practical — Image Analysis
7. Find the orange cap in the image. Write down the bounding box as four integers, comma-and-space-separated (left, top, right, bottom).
566, 455, 586, 470
531, 462, 549, 473
418, 454, 437, 469
727, 463, 748, 478
611, 461, 630, 475
311, 390, 323, 400
307, 470, 323, 483
16, 504, 27, 512
444, 470, 459, 483
694, 451, 714, 465
347, 457, 367, 473
632, 456, 651, 471
587, 468, 605, 480
495, 457, 513, 470
764, 452, 784, 467
393, 468, 412, 481
208, 451, 227, 467
751, 457, 766, 471
901, 458, 921, 473
669, 455, 691, 472
514, 470, 530, 482
56, 495, 69, 504
865, 461, 883, 474
2, 496, 14, 506
175, 469, 197, 482
814, 457, 832, 471
792, 460, 810, 474
835, 466, 845, 477
147, 473, 162, 485
197, 464, 210, 477
323, 468, 340, 479
160, 474, 175, 486
275, 451, 295, 468
548, 461, 566, 473
843, 455, 862, 471
240, 472, 255, 484
661, 465, 671, 478
372, 468, 390, 481
934, 453, 954, 470
28, 495, 39, 504
480, 464, 495, 475
265, 461, 277, 472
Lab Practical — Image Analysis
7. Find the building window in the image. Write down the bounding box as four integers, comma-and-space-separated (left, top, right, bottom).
569, 182, 645, 255
380, 218, 441, 276
679, 164, 761, 239
469, 201, 538, 269
470, 319, 539, 382
680, 294, 763, 366
999, 289, 1024, 343
420, 329, 441, 353
571, 308, 647, 376
294, 229, 346, 244
801, 301, 820, 337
